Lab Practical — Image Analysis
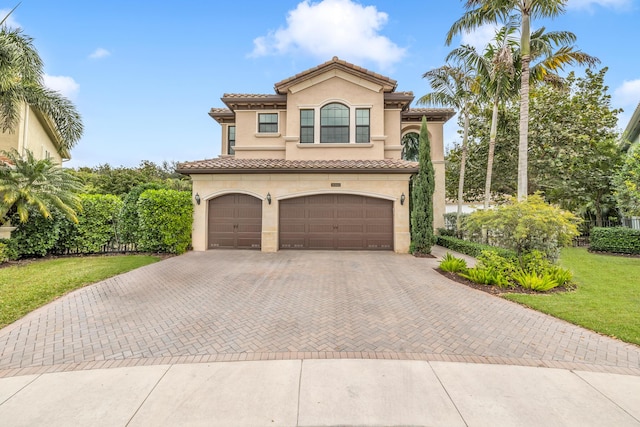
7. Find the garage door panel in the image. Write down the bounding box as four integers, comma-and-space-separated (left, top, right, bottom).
208, 194, 262, 249
279, 194, 393, 250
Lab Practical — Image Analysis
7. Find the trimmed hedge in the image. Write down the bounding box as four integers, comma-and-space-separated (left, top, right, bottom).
436, 235, 517, 259
137, 189, 192, 254
589, 227, 640, 254
56, 194, 124, 253
118, 182, 165, 244
9, 208, 63, 258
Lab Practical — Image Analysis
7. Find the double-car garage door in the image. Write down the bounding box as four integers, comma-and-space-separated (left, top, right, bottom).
208, 193, 393, 250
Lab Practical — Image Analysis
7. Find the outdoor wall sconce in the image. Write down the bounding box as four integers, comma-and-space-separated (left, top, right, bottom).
267, 192, 272, 205
195, 193, 201, 205
400, 193, 406, 205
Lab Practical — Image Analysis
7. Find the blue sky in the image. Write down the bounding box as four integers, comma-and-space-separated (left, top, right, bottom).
3, 0, 639, 167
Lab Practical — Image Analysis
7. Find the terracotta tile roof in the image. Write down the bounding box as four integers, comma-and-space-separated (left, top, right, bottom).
274, 56, 397, 94
177, 158, 418, 174
222, 93, 277, 98
407, 108, 455, 114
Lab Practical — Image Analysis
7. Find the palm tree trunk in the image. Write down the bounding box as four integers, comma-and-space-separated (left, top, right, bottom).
485, 96, 499, 209
456, 110, 470, 232
517, 9, 532, 201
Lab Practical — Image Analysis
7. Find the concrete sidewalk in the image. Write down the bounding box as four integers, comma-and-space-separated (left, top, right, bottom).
1, 360, 639, 426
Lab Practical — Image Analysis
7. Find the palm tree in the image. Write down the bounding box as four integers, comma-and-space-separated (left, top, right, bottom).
446, 0, 569, 200
0, 149, 82, 225
448, 22, 597, 208
1, 9, 83, 152
418, 64, 477, 231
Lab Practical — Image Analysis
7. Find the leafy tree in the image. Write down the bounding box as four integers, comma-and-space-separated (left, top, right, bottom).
0, 15, 83, 151
447, 0, 596, 200
401, 132, 419, 161
0, 149, 82, 225
613, 144, 640, 217
410, 117, 435, 255
446, 68, 620, 224
418, 64, 476, 230
70, 161, 191, 196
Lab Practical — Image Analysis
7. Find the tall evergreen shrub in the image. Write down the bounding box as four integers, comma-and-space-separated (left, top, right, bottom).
411, 116, 435, 254
118, 182, 165, 244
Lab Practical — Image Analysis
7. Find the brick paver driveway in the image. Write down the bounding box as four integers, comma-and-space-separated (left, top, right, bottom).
1, 250, 639, 377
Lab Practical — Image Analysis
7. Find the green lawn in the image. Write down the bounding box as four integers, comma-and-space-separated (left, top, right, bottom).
0, 255, 160, 328
505, 247, 640, 346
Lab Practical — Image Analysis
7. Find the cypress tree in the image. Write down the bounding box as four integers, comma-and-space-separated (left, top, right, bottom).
411, 116, 435, 254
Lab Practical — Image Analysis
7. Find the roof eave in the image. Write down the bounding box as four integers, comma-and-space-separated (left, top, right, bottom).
177, 167, 418, 175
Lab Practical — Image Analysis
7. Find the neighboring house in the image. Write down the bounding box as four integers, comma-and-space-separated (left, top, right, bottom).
178, 57, 455, 253
0, 102, 70, 163
623, 102, 640, 151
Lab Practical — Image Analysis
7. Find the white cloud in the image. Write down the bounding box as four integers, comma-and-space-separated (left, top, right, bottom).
614, 79, 640, 108
0, 8, 21, 28
567, 0, 632, 10
249, 0, 405, 69
43, 74, 80, 100
89, 48, 111, 59
460, 23, 499, 53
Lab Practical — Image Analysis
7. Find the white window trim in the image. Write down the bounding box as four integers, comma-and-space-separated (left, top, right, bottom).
300, 101, 372, 144
256, 111, 280, 135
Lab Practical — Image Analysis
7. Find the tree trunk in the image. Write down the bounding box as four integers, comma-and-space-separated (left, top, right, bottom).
485, 96, 499, 209
456, 110, 469, 233
517, 9, 531, 201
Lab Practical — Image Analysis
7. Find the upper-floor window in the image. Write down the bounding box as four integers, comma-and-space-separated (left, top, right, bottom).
228, 125, 236, 155
258, 113, 278, 133
320, 103, 349, 143
300, 109, 314, 143
355, 108, 370, 143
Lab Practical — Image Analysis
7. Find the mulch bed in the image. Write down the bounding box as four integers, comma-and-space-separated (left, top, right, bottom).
435, 268, 571, 295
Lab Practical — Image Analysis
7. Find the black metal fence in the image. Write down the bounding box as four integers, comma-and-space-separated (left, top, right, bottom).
52, 241, 139, 256
573, 217, 640, 247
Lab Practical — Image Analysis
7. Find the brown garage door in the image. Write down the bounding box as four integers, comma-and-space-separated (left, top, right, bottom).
208, 194, 262, 249
279, 194, 393, 250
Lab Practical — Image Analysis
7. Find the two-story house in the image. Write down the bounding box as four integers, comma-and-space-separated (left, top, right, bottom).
0, 102, 70, 164
178, 57, 454, 253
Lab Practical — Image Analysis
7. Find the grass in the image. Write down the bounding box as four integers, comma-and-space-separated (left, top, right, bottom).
504, 247, 640, 346
0, 255, 160, 329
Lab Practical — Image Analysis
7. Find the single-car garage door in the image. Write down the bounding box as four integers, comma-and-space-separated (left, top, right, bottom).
208, 194, 262, 249
279, 194, 393, 250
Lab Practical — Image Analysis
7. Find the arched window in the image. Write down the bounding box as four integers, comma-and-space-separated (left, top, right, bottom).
320, 103, 349, 143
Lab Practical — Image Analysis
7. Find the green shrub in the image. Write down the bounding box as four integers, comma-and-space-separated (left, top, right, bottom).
460, 267, 510, 288
512, 269, 560, 292
9, 207, 63, 257
436, 235, 517, 259
589, 227, 640, 255
437, 227, 456, 237
547, 265, 573, 288
118, 183, 166, 244
137, 189, 192, 254
462, 194, 581, 261
477, 250, 517, 288
56, 194, 123, 253
439, 252, 468, 273
0, 239, 18, 262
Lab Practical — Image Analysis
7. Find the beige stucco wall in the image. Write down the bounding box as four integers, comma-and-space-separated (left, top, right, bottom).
191, 172, 413, 253
0, 104, 63, 163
